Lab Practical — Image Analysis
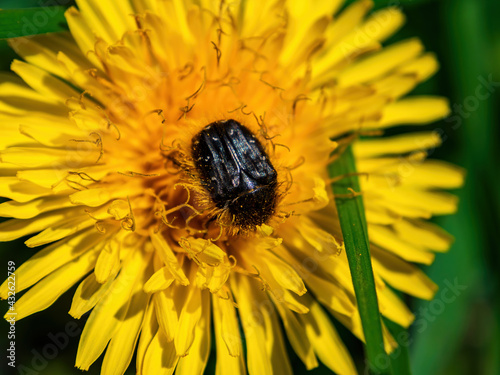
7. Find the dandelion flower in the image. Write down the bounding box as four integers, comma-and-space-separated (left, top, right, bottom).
0, 0, 464, 374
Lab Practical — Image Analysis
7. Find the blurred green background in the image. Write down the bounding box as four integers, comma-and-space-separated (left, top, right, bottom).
0, 0, 498, 374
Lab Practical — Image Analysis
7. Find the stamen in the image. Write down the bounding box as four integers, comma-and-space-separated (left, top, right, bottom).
121, 197, 136, 232
292, 94, 311, 116
94, 221, 107, 233
68, 132, 104, 163
250, 265, 271, 291
178, 63, 194, 80
184, 66, 207, 102
118, 171, 160, 178
177, 103, 195, 120
96, 106, 121, 140
179, 238, 221, 267
67, 171, 99, 182
211, 41, 222, 66
334, 187, 363, 199
65, 179, 89, 191
326, 172, 370, 185
150, 109, 166, 124
259, 73, 285, 92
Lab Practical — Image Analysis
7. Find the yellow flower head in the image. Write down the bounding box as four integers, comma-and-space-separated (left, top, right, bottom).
0, 0, 464, 374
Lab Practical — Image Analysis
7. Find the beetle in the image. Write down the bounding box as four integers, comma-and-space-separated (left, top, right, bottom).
191, 119, 278, 230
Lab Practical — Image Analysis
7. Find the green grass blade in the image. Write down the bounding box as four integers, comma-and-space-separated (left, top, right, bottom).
0, 7, 69, 39
330, 145, 393, 374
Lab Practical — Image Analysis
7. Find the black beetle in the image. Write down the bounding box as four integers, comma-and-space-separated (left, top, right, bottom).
191, 119, 278, 230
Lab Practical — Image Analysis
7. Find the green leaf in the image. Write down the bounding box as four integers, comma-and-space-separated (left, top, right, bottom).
329, 145, 391, 375
0, 7, 69, 39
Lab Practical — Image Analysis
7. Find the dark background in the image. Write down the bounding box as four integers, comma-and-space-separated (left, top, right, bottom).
0, 0, 498, 374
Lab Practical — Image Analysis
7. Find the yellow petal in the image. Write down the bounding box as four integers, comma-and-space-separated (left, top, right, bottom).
24, 214, 95, 248
337, 38, 424, 86
0, 229, 106, 298
0, 208, 84, 242
11, 59, 79, 103
176, 291, 211, 375
0, 126, 29, 149
272, 296, 318, 370
273, 246, 355, 316
314, 6, 405, 83
8, 35, 72, 80
150, 230, 189, 285
362, 6, 406, 42
372, 247, 438, 300
154, 287, 179, 341
107, 199, 131, 220
369, 224, 435, 264
142, 330, 178, 375
212, 290, 243, 357
196, 258, 232, 294
312, 176, 330, 208
15, 169, 66, 189
181, 238, 226, 266
399, 161, 466, 189
263, 251, 307, 296
378, 97, 450, 128
156, 0, 194, 45
382, 322, 398, 353
19, 121, 88, 147
365, 206, 399, 225
101, 268, 151, 375
398, 52, 439, 81
0, 72, 59, 106
64, 7, 102, 69
213, 292, 246, 375
136, 302, 158, 375
175, 268, 203, 356
281, 0, 342, 65
299, 295, 357, 375
0, 177, 52, 202
303, 272, 355, 317
354, 131, 442, 158
74, 0, 119, 44
377, 285, 414, 328
372, 74, 419, 99
94, 239, 121, 283
261, 297, 293, 375
56, 49, 105, 100
0, 195, 74, 219
144, 267, 175, 293
281, 289, 310, 314
393, 220, 453, 252
240, 0, 283, 38
1, 146, 99, 169
334, 306, 400, 354
323, 0, 373, 50
296, 216, 342, 254
383, 188, 459, 215
367, 191, 431, 219
80, 0, 135, 43
239, 249, 303, 308
75, 250, 149, 370
9, 248, 99, 320
70, 185, 142, 207
69, 272, 115, 319
233, 274, 273, 375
